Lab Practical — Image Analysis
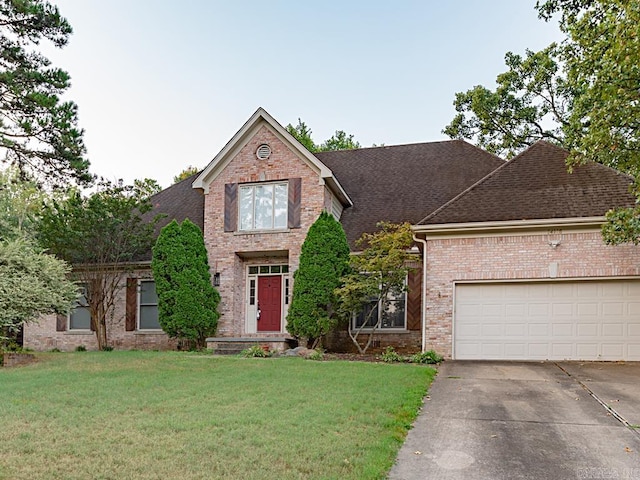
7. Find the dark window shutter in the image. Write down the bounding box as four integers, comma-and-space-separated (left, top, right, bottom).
406, 268, 422, 331
224, 183, 238, 232
56, 314, 67, 332
125, 278, 137, 331
288, 178, 301, 229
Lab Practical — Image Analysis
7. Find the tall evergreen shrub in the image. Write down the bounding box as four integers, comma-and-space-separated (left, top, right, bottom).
151, 219, 220, 348
286, 211, 350, 347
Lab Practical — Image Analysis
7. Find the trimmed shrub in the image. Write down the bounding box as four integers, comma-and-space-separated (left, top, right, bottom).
286, 211, 350, 348
152, 219, 220, 349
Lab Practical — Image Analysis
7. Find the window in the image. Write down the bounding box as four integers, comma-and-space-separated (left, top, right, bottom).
69, 286, 91, 330
353, 285, 406, 330
139, 280, 161, 330
239, 182, 288, 231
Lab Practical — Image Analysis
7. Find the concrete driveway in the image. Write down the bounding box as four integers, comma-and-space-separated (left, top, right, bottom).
389, 361, 640, 480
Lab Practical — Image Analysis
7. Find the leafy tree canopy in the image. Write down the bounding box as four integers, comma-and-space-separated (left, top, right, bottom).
0, 166, 45, 240
172, 165, 200, 184
0, 0, 89, 186
37, 178, 162, 349
286, 211, 350, 348
286, 119, 362, 152
0, 237, 77, 339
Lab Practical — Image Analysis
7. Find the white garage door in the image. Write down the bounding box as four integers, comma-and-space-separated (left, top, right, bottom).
454, 280, 640, 361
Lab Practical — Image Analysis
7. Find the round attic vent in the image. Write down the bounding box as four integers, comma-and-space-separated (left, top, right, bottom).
256, 144, 271, 160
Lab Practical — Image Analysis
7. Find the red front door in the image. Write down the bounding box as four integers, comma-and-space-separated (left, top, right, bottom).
257, 276, 282, 332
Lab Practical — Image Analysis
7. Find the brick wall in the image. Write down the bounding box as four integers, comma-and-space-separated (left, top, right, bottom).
425, 229, 640, 357
203, 125, 329, 337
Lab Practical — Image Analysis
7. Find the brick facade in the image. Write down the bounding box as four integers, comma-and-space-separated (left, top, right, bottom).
24, 269, 178, 352
203, 125, 330, 338
424, 228, 640, 357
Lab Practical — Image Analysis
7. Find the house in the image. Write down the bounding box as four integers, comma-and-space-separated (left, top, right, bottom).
24, 109, 640, 360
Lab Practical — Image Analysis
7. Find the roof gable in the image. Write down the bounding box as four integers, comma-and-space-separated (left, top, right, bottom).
418, 141, 635, 226
192, 107, 351, 206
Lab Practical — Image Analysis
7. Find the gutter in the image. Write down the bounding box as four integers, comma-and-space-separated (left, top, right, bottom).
412, 233, 428, 353
412, 216, 605, 236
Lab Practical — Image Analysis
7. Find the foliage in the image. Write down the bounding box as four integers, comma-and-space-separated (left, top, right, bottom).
37, 178, 161, 349
151, 219, 220, 349
306, 348, 324, 361
286, 118, 362, 152
0, 0, 89, 186
172, 165, 199, 184
443, 44, 572, 158
319, 130, 361, 151
0, 237, 77, 340
335, 222, 415, 354
286, 211, 351, 348
240, 344, 273, 358
380, 346, 404, 363
410, 350, 444, 364
444, 0, 640, 243
0, 166, 46, 241
379, 347, 444, 364
0, 352, 434, 479
286, 119, 317, 152
74, 345, 86, 352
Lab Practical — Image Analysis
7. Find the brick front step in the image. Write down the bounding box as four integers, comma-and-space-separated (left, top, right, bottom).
206, 337, 298, 355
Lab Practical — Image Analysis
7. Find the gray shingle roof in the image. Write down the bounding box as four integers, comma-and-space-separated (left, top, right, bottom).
137, 172, 204, 261
316, 140, 505, 246
419, 141, 635, 225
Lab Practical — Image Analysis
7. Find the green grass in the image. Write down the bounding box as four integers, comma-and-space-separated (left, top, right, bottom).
0, 351, 435, 480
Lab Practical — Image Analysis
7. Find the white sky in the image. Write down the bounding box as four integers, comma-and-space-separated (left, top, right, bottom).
46, 1, 562, 188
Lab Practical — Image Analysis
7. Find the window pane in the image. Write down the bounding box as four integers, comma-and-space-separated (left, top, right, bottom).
381, 299, 405, 328
274, 184, 287, 228
254, 185, 273, 229
70, 306, 91, 330
140, 305, 160, 329
140, 281, 157, 304
282, 265, 289, 273
249, 266, 258, 275
259, 266, 270, 274
354, 301, 379, 329
270, 265, 281, 273
239, 186, 253, 230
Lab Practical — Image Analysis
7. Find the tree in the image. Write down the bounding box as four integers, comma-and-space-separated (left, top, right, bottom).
335, 222, 414, 354
319, 130, 361, 152
173, 166, 199, 184
0, 166, 45, 240
286, 211, 350, 348
0, 0, 89, 186
37, 178, 162, 349
286, 119, 317, 152
443, 45, 573, 158
444, 0, 640, 243
286, 119, 362, 152
151, 219, 220, 349
0, 237, 77, 343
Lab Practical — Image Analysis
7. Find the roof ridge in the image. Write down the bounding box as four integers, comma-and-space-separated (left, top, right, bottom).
314, 138, 474, 155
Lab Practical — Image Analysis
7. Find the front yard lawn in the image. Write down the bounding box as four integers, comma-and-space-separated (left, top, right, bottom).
0, 351, 435, 479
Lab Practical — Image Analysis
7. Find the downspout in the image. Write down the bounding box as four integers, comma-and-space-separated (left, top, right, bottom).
413, 233, 428, 353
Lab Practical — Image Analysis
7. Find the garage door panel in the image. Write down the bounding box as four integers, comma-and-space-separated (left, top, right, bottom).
552, 323, 573, 336
577, 323, 598, 337
455, 280, 640, 361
